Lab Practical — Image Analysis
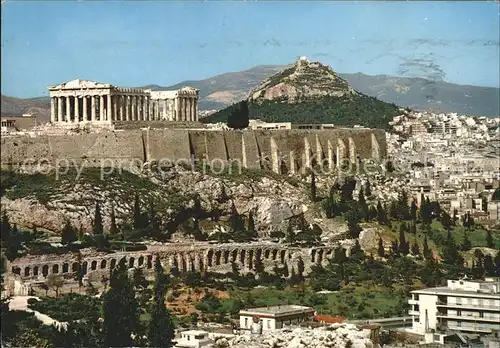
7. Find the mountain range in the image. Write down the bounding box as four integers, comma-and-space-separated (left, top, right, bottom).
2, 64, 499, 123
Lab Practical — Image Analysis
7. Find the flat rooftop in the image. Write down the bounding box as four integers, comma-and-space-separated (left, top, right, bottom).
239, 305, 314, 316
411, 287, 500, 299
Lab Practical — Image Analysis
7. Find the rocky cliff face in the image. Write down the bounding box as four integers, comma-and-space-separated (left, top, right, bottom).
1, 166, 309, 236
249, 57, 357, 103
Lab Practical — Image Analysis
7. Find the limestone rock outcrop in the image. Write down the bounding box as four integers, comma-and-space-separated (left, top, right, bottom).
1, 165, 308, 235
249, 57, 357, 104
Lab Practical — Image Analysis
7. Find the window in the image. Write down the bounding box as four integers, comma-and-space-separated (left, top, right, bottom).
244, 318, 248, 328
267, 320, 271, 329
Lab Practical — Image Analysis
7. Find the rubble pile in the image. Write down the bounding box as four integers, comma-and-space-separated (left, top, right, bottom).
216, 324, 375, 348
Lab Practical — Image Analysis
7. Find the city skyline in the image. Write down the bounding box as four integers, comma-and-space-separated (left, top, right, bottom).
1, 1, 499, 98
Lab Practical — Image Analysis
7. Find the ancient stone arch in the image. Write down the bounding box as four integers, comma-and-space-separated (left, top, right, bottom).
63, 263, 69, 273
110, 259, 117, 270
128, 257, 135, 268
33, 266, 39, 276
215, 250, 222, 265
42, 265, 49, 277
147, 255, 153, 268
100, 259, 107, 269
223, 250, 229, 264
231, 249, 238, 263
91, 260, 97, 271
24, 266, 30, 277
72, 262, 79, 272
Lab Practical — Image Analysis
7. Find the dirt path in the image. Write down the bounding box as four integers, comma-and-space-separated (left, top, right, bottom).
8, 296, 69, 330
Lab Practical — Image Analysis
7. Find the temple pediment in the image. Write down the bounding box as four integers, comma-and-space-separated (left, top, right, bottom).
49, 79, 112, 90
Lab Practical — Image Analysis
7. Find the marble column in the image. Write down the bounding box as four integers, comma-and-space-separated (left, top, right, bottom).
91, 96, 96, 122
57, 97, 63, 122
66, 96, 71, 123
83, 96, 88, 122
125, 96, 130, 121
113, 96, 118, 121
194, 98, 198, 121
75, 97, 80, 123
146, 97, 151, 121
178, 98, 183, 121
99, 95, 104, 121
132, 96, 137, 121
107, 95, 113, 122
174, 98, 178, 121
141, 97, 148, 121
50, 97, 56, 123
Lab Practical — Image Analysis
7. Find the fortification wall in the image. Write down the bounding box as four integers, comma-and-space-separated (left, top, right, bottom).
0, 128, 387, 172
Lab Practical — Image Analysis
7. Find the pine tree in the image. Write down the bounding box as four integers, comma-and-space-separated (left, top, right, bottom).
486, 230, 494, 248
369, 206, 378, 221
227, 100, 250, 129
492, 187, 500, 201
148, 257, 175, 348
461, 232, 472, 251
310, 171, 317, 202
102, 258, 140, 347
61, 220, 77, 245
442, 230, 463, 266
93, 202, 103, 235
484, 255, 495, 276
377, 237, 385, 258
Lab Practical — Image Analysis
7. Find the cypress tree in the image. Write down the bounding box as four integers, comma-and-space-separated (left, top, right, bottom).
229, 202, 244, 232
365, 180, 372, 197
109, 205, 118, 236
378, 237, 385, 258
423, 235, 431, 259
93, 202, 103, 235
486, 230, 494, 248
310, 171, 317, 202
399, 226, 409, 255
410, 199, 418, 221
148, 257, 175, 348
411, 241, 421, 256
247, 212, 257, 238
102, 258, 140, 347
376, 201, 387, 224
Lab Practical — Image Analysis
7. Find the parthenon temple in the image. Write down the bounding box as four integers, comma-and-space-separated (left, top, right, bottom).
48, 79, 199, 125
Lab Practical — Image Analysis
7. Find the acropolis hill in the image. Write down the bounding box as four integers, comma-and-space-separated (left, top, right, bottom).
0, 128, 386, 173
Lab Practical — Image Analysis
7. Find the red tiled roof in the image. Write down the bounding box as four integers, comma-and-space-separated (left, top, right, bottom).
314, 315, 344, 323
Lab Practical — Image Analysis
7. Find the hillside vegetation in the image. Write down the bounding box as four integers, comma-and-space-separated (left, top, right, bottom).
203, 94, 402, 129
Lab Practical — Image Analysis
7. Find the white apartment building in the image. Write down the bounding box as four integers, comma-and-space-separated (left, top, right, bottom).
409, 278, 500, 343
239, 305, 315, 332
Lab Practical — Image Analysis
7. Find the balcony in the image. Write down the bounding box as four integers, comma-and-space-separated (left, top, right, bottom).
408, 299, 419, 305
437, 302, 500, 311
436, 313, 500, 323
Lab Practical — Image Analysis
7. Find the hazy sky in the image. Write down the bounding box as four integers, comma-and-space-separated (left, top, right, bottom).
2, 1, 499, 98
